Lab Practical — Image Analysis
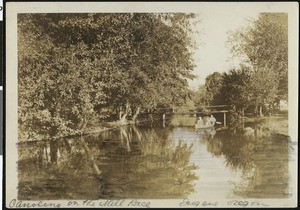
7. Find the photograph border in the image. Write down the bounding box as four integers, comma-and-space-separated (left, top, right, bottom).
4, 1, 299, 208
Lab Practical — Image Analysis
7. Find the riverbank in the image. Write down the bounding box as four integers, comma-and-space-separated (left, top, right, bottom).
264, 115, 288, 136
19, 113, 289, 142
18, 120, 128, 142
19, 117, 151, 142
243, 114, 288, 136
82, 119, 136, 135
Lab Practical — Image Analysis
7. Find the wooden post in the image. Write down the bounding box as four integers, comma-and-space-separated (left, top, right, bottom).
223, 112, 227, 127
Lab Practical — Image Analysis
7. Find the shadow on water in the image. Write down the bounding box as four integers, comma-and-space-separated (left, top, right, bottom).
18, 118, 291, 199
18, 125, 198, 199
201, 122, 290, 198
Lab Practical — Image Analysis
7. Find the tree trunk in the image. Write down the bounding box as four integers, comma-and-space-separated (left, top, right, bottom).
119, 102, 130, 124
78, 112, 92, 134
80, 136, 102, 175
120, 127, 130, 151
132, 107, 140, 122
119, 113, 128, 124
119, 110, 123, 120
259, 105, 263, 117
132, 125, 143, 144
254, 104, 257, 116
50, 141, 58, 163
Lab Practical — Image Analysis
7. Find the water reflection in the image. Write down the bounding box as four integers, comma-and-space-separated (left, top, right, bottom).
18, 125, 198, 199
200, 123, 290, 198
18, 120, 291, 200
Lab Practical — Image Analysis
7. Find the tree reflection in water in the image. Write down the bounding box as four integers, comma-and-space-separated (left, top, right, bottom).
18, 125, 198, 200
18, 122, 290, 200
18, 139, 101, 200
201, 123, 290, 198
91, 125, 198, 199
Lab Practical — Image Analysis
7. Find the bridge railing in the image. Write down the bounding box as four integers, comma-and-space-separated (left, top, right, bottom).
139, 105, 229, 126
140, 105, 229, 114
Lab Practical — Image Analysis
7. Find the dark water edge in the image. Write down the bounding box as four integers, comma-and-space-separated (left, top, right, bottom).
18, 117, 292, 200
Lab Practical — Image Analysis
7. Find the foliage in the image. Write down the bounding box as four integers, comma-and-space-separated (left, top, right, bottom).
248, 67, 278, 116
100, 13, 197, 116
18, 14, 108, 140
18, 13, 197, 140
192, 85, 210, 107
192, 72, 224, 108
221, 68, 252, 111
204, 72, 224, 105
193, 65, 277, 120
192, 12, 287, 119
227, 13, 288, 100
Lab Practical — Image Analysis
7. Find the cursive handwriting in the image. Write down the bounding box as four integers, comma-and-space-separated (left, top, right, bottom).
9, 199, 152, 208
179, 198, 218, 207
9, 199, 61, 208
227, 200, 269, 207
127, 199, 151, 208
9, 198, 270, 208
179, 198, 201, 207
73, 199, 150, 208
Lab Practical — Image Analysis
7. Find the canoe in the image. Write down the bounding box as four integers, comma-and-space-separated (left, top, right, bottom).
195, 123, 214, 129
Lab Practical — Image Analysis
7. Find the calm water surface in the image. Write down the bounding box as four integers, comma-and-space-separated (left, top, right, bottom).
18, 118, 292, 200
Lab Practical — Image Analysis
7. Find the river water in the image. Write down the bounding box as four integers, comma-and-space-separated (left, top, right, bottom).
18, 116, 293, 200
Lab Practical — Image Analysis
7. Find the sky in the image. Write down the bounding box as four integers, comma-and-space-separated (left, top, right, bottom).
188, 8, 260, 90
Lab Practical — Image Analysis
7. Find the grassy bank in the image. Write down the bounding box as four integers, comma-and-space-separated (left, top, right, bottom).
243, 114, 288, 136
263, 115, 288, 136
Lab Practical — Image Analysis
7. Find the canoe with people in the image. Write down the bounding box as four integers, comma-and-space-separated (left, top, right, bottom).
195, 115, 218, 129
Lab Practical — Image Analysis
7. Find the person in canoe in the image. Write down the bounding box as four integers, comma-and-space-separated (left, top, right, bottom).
206, 114, 216, 126
197, 117, 204, 126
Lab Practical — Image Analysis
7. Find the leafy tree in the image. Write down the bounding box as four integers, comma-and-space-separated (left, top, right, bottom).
18, 14, 106, 140
192, 85, 210, 107
105, 13, 197, 122
46, 13, 197, 123
204, 72, 224, 105
18, 13, 198, 140
227, 13, 288, 101
220, 67, 252, 116
248, 68, 278, 116
193, 72, 225, 109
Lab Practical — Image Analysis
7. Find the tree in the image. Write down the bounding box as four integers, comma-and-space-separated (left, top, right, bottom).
18, 14, 106, 140
227, 13, 288, 101
193, 72, 224, 109
204, 72, 224, 105
84, 13, 197, 123
220, 67, 252, 116
106, 13, 197, 122
18, 13, 198, 140
248, 68, 278, 116
192, 85, 210, 107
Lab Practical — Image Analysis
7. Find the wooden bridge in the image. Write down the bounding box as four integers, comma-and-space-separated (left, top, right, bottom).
143, 105, 229, 127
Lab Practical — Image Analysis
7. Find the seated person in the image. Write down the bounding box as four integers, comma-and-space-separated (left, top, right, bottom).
209, 115, 216, 125
198, 117, 203, 125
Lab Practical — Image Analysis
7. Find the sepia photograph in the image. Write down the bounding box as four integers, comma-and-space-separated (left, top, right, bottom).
5, 2, 298, 208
